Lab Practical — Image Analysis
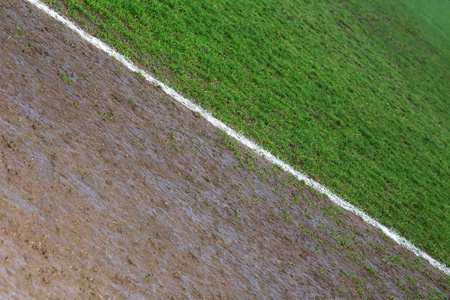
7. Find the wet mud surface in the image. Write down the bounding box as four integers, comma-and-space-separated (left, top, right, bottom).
0, 1, 449, 299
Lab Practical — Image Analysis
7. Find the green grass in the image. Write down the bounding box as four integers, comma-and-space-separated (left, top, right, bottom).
399, 0, 450, 45
46, 0, 449, 266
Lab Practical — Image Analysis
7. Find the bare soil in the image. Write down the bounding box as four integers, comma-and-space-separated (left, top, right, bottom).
0, 1, 448, 299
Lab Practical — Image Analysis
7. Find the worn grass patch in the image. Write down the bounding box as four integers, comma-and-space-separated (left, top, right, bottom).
44, 0, 449, 266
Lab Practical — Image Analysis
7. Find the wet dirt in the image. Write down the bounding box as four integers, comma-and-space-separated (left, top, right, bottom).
0, 1, 449, 299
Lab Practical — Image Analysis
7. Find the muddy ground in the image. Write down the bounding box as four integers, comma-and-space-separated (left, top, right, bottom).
0, 1, 448, 299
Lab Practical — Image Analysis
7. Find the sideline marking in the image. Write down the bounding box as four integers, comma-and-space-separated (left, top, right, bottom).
25, 0, 449, 275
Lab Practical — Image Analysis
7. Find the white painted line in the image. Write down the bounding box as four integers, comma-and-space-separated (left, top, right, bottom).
25, 0, 449, 275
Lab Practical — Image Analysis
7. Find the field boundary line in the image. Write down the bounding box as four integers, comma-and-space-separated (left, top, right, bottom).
25, 0, 449, 275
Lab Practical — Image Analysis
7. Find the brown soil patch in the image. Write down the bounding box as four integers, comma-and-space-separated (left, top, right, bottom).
0, 1, 449, 299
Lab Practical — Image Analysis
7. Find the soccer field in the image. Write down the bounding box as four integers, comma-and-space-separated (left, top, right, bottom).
43, 0, 450, 266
